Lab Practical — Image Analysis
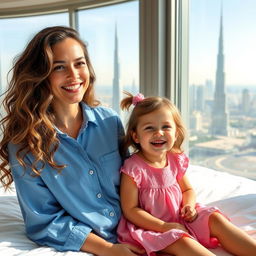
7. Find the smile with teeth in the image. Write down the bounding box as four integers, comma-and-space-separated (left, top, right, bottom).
62, 83, 82, 91
151, 140, 166, 146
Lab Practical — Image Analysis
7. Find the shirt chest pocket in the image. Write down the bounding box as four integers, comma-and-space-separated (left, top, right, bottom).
100, 150, 122, 186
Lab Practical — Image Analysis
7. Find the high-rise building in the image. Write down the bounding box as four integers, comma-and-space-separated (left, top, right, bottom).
211, 9, 228, 136
205, 79, 214, 100
190, 111, 203, 132
112, 23, 121, 115
196, 85, 204, 112
241, 88, 250, 114
189, 84, 197, 114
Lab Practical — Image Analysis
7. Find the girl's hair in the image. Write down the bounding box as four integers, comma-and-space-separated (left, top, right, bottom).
120, 92, 186, 155
0, 26, 99, 189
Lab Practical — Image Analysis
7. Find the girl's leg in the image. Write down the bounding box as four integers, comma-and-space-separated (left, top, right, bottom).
161, 236, 216, 256
209, 212, 256, 256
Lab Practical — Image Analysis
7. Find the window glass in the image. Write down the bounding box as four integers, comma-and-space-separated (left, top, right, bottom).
77, 1, 139, 118
189, 0, 256, 179
0, 13, 69, 95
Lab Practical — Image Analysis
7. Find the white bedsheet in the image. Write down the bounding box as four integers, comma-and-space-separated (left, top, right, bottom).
0, 165, 255, 256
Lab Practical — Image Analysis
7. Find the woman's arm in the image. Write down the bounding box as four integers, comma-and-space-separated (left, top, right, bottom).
178, 174, 198, 222
120, 173, 186, 233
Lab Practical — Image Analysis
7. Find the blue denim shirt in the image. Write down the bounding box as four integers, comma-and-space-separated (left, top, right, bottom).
8, 103, 124, 252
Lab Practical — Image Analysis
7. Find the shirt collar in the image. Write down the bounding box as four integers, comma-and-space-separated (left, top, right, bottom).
54, 102, 98, 135
80, 102, 98, 127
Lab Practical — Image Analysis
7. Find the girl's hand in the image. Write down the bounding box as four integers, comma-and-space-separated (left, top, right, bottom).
103, 243, 145, 256
180, 204, 198, 222
162, 222, 188, 233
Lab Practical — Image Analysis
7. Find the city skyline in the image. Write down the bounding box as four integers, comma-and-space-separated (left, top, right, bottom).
189, 0, 256, 86
189, 1, 256, 179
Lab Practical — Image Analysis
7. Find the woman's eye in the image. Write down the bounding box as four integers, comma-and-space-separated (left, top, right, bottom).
53, 65, 65, 71
76, 61, 86, 67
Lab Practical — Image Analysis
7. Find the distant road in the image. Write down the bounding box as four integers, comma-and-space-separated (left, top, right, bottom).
203, 150, 256, 180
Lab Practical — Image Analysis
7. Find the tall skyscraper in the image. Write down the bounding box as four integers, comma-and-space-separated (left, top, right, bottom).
211, 9, 228, 136
196, 85, 204, 112
189, 84, 197, 114
112, 24, 121, 115
205, 79, 214, 100
241, 88, 250, 114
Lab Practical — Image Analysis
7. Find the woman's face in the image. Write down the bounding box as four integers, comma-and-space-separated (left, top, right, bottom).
48, 37, 90, 108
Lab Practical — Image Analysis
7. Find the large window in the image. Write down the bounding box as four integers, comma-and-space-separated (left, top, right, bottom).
2, 0, 254, 180
77, 1, 139, 117
189, 0, 256, 180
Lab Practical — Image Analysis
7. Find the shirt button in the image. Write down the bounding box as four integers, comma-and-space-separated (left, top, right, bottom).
89, 170, 94, 175
96, 193, 102, 199
109, 211, 115, 217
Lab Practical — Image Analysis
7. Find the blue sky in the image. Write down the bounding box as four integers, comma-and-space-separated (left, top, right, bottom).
189, 0, 256, 86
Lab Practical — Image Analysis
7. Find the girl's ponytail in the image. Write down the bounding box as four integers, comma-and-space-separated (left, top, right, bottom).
120, 91, 134, 111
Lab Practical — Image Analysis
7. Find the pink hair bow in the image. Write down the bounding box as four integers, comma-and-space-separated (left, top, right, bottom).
132, 93, 145, 106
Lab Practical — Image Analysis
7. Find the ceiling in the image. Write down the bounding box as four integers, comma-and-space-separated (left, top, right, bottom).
0, 0, 70, 9
0, 0, 113, 17
0, 0, 124, 17
0, 0, 76, 17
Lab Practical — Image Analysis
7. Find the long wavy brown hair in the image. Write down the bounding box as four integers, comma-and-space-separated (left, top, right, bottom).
120, 92, 186, 156
0, 26, 99, 190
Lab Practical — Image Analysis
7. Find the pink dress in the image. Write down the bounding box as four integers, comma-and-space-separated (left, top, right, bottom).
117, 152, 224, 256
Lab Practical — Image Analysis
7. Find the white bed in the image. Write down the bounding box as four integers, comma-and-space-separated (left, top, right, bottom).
0, 165, 255, 256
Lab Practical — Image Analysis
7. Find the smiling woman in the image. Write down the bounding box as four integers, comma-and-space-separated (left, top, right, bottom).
0, 26, 144, 256
49, 37, 92, 138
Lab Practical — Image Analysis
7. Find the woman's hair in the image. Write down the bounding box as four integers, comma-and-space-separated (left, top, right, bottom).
0, 26, 99, 189
120, 92, 186, 155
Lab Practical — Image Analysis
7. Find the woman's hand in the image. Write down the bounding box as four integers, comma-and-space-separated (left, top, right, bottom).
103, 243, 145, 256
180, 204, 198, 222
81, 232, 145, 256
162, 222, 188, 233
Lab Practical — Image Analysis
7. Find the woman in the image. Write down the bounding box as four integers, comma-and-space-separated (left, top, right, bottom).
0, 26, 143, 256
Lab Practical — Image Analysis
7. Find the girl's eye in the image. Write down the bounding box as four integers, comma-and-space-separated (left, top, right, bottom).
163, 125, 172, 130
144, 126, 154, 131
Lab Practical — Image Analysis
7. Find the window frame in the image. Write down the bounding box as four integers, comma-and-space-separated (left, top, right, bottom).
139, 0, 189, 139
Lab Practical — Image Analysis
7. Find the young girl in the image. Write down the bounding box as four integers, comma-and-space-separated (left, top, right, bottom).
117, 92, 256, 256
0, 26, 143, 256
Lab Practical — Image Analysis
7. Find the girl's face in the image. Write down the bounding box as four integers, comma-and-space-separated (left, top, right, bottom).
132, 106, 177, 162
48, 38, 90, 108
